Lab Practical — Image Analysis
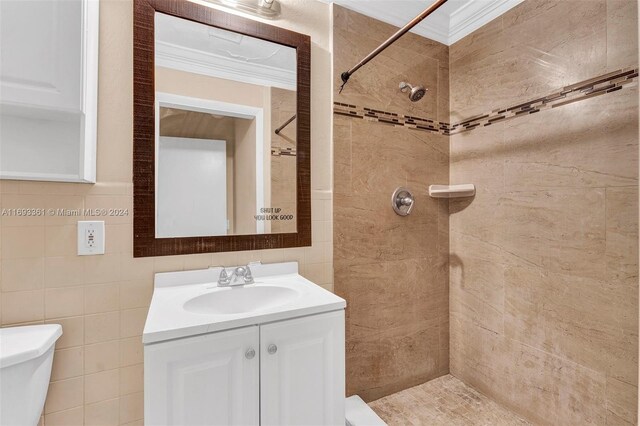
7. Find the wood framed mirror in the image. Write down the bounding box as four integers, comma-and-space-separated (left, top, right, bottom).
133, 0, 311, 257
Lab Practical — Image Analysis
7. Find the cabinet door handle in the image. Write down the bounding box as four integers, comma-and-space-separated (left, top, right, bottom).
245, 348, 256, 359
267, 344, 278, 355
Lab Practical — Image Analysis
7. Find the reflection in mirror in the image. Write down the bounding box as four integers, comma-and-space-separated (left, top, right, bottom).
154, 12, 297, 238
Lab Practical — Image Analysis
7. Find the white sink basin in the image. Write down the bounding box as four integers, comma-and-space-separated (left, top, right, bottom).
143, 262, 346, 344
183, 285, 300, 315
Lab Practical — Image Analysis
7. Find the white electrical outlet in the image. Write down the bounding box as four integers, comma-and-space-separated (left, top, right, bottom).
78, 221, 105, 255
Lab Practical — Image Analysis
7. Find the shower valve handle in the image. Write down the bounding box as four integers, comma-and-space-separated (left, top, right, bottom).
399, 196, 413, 206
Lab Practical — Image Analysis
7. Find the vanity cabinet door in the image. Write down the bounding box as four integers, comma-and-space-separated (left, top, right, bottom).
144, 326, 259, 426
260, 310, 345, 426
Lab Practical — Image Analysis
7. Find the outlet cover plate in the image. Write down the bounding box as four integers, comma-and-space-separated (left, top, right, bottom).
77, 221, 105, 255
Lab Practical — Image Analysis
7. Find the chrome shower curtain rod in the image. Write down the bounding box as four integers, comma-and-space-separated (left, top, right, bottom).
339, 0, 448, 93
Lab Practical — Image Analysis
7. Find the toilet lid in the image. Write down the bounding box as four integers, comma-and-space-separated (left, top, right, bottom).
0, 324, 63, 368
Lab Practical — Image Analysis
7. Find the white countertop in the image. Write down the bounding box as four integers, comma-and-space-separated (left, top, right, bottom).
143, 262, 346, 344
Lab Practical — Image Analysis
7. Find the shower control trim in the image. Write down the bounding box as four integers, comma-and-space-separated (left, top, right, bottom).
392, 187, 415, 216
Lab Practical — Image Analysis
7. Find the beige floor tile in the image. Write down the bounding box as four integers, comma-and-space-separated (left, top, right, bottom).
369, 375, 530, 426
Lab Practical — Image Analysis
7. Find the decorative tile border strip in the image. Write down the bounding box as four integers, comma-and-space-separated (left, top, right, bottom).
333, 102, 453, 136
271, 147, 297, 157
333, 66, 638, 137
450, 66, 638, 134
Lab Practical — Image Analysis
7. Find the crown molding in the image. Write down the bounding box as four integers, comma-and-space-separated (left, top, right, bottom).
447, 0, 523, 44
326, 0, 523, 46
155, 40, 297, 90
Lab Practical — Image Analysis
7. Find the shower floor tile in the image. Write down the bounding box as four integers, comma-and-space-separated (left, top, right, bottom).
368, 375, 531, 425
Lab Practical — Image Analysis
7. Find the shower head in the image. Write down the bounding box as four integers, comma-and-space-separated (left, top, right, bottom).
399, 82, 427, 102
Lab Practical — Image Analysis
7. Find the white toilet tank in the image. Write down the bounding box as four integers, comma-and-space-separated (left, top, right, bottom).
0, 324, 63, 426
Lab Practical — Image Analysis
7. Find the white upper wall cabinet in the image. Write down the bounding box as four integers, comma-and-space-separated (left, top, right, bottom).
0, 0, 99, 183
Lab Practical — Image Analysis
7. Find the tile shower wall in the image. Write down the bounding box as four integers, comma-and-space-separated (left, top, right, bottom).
333, 5, 450, 402
449, 0, 639, 424
270, 87, 298, 234
0, 1, 333, 425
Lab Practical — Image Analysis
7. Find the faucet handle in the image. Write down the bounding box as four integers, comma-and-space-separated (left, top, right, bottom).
244, 265, 254, 283
218, 267, 231, 285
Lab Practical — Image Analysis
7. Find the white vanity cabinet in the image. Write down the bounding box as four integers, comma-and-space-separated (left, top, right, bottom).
144, 310, 345, 426
144, 263, 347, 426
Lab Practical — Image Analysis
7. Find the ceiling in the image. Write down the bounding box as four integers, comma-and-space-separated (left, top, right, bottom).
321, 0, 523, 45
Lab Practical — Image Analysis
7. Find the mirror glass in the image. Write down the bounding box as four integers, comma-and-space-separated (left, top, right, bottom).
154, 12, 297, 238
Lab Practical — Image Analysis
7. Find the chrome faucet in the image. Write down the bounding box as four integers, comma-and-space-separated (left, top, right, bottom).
217, 265, 254, 287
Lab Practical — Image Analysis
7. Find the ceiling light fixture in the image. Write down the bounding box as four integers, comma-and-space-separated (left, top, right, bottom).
202, 0, 281, 19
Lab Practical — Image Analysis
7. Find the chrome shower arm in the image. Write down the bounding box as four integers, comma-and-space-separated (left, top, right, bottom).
339, 0, 449, 93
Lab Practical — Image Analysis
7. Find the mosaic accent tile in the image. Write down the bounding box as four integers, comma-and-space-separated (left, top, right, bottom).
333, 102, 452, 135
453, 67, 639, 133
270, 147, 297, 157
333, 67, 638, 137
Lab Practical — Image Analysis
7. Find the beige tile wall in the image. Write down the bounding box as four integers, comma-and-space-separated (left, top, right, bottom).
333, 5, 450, 402
3, 0, 638, 423
333, 5, 449, 123
0, 0, 333, 425
449, 0, 639, 424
